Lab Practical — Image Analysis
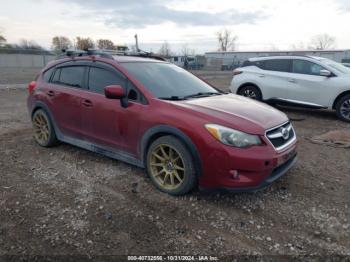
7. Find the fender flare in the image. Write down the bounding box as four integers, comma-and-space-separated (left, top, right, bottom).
140, 125, 203, 176
31, 101, 61, 138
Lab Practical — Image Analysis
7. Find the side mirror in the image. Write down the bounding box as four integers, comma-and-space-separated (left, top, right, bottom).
104, 85, 125, 99
320, 69, 332, 77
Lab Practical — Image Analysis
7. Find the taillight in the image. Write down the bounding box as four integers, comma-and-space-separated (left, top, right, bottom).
233, 70, 242, 76
28, 81, 37, 93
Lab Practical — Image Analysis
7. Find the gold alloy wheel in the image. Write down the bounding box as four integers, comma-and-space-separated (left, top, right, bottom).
33, 112, 50, 145
149, 144, 185, 190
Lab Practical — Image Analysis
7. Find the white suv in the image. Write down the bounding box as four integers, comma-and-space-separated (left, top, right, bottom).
230, 56, 350, 122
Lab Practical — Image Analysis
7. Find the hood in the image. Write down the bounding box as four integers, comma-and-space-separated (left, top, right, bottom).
174, 94, 288, 135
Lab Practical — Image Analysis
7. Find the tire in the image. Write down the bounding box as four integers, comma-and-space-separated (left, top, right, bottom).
238, 85, 262, 101
335, 94, 350, 122
146, 135, 197, 195
32, 109, 58, 147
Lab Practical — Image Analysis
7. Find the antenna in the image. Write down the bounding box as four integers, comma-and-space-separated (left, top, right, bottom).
134, 34, 140, 52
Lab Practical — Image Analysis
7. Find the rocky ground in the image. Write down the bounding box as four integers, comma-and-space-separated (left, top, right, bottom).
0, 70, 349, 261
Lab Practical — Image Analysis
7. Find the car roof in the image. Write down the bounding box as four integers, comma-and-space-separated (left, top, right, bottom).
112, 55, 164, 63
44, 54, 166, 70
249, 55, 324, 62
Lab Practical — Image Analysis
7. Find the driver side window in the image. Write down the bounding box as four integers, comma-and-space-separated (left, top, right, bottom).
292, 60, 325, 76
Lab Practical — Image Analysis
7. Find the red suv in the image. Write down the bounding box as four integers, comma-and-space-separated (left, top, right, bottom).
27, 51, 297, 195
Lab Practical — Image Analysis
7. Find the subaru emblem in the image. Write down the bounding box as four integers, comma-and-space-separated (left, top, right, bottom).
281, 127, 289, 140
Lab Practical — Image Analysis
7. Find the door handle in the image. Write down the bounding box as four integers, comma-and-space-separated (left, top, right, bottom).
82, 99, 93, 107
47, 90, 55, 97
288, 78, 296, 83
258, 74, 265, 78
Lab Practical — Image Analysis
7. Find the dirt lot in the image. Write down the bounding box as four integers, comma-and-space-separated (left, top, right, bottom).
0, 70, 349, 260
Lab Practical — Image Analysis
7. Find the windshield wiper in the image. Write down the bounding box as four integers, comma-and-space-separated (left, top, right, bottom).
158, 96, 185, 101
184, 92, 222, 99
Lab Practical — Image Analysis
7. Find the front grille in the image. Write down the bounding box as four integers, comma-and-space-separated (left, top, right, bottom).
266, 122, 295, 150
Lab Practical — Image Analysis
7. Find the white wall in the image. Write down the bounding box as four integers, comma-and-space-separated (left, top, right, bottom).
0, 54, 55, 67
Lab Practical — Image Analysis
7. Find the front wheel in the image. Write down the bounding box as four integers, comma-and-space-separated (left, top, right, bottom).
335, 95, 350, 122
238, 85, 262, 101
146, 136, 197, 195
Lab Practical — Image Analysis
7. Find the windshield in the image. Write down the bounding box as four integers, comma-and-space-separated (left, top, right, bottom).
323, 59, 350, 74
121, 62, 219, 98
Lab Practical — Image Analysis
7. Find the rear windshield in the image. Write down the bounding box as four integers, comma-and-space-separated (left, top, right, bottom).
120, 62, 219, 98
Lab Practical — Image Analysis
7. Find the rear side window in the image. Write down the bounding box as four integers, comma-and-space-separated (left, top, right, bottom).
88, 67, 126, 93
51, 66, 85, 88
262, 59, 291, 72
52, 68, 61, 83
43, 67, 54, 82
60, 66, 85, 88
241, 60, 265, 69
242, 60, 252, 67
292, 60, 324, 76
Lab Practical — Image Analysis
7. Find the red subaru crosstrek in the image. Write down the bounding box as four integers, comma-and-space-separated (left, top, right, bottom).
27, 51, 297, 195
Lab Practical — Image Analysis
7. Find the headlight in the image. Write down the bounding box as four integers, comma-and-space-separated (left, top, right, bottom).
205, 124, 261, 148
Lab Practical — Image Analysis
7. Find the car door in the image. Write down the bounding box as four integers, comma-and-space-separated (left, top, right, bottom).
287, 59, 335, 107
81, 62, 147, 155
257, 59, 294, 100
47, 64, 87, 139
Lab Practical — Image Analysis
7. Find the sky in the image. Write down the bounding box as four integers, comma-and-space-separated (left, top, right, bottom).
0, 0, 349, 54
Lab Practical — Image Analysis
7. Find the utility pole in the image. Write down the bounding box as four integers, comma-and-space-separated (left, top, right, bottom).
134, 34, 139, 52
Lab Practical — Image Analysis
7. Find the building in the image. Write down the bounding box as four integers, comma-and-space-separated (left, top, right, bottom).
205, 49, 350, 70
169, 55, 205, 69
0, 48, 55, 67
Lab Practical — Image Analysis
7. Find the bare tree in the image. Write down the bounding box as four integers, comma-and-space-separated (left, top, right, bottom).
217, 29, 238, 51
158, 41, 172, 57
76, 37, 95, 50
51, 36, 72, 53
291, 42, 306, 51
18, 39, 43, 50
181, 44, 196, 56
0, 34, 6, 44
97, 39, 116, 50
309, 34, 336, 50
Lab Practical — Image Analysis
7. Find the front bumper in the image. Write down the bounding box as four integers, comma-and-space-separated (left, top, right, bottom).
198, 136, 297, 192
215, 153, 297, 193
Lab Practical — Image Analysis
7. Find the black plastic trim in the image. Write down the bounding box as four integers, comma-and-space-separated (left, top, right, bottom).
266, 98, 327, 109
140, 125, 203, 176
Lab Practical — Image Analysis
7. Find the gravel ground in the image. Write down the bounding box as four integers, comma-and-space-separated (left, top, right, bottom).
0, 70, 349, 261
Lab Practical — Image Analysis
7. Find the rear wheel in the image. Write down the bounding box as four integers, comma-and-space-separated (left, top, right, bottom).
238, 85, 262, 101
146, 136, 197, 195
335, 94, 350, 122
32, 109, 58, 147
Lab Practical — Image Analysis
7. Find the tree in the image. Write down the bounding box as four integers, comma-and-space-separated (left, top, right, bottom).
76, 37, 94, 50
217, 29, 238, 51
51, 36, 72, 52
158, 41, 172, 57
18, 39, 43, 50
291, 42, 306, 51
181, 44, 195, 56
309, 34, 336, 50
0, 34, 6, 44
97, 39, 116, 50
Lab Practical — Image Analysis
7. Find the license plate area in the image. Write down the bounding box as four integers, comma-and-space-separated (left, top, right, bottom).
277, 149, 296, 167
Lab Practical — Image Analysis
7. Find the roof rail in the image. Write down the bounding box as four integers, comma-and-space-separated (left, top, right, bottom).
56, 48, 166, 61
126, 49, 166, 61
57, 49, 114, 59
